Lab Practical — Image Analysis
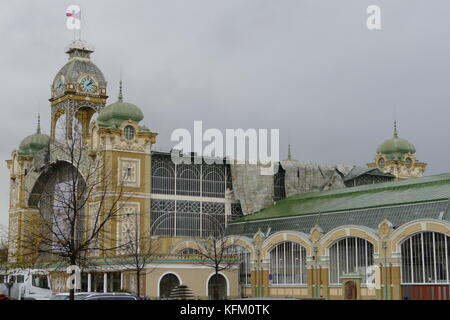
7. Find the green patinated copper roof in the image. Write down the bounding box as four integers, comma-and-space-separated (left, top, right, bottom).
231, 173, 450, 224
376, 121, 416, 160
97, 81, 144, 128
18, 116, 50, 157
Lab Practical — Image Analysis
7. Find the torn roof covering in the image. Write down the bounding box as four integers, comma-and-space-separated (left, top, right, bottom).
230, 173, 450, 223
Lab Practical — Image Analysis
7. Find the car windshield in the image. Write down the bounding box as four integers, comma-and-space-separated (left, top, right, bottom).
32, 275, 50, 289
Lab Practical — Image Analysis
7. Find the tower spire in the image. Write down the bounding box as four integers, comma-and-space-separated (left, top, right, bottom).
118, 80, 123, 102
287, 144, 292, 161
394, 120, 398, 138
37, 113, 41, 134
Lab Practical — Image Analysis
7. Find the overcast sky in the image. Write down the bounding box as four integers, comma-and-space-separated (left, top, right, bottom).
1, 0, 450, 227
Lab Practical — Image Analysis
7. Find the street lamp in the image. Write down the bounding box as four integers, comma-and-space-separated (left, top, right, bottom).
382, 242, 388, 300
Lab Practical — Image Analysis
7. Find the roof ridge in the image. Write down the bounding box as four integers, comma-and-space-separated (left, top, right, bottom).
288, 174, 450, 202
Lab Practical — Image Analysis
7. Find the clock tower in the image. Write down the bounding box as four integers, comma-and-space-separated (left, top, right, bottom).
49, 40, 108, 141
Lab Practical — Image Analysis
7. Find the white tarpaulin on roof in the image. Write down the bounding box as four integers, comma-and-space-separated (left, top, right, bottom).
230, 161, 353, 215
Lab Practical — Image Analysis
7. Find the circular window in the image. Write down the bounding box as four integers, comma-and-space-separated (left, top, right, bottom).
378, 158, 385, 169
405, 158, 412, 169
124, 126, 135, 140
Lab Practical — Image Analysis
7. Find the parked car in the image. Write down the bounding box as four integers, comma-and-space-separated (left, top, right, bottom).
50, 292, 96, 300
0, 293, 16, 300
84, 293, 141, 300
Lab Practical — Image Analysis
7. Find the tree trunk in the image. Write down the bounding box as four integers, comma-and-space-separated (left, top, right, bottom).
69, 257, 76, 301
136, 271, 140, 298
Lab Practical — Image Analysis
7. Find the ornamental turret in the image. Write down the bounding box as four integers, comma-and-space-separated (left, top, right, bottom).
368, 121, 426, 180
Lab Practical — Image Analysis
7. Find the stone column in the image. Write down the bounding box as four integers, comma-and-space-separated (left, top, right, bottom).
103, 273, 108, 293
87, 273, 92, 292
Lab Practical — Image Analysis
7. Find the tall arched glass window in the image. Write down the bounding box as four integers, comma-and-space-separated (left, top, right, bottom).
225, 245, 251, 285
176, 164, 200, 196
401, 232, 450, 284
269, 242, 307, 285
151, 155, 175, 195
202, 166, 226, 198
329, 237, 374, 284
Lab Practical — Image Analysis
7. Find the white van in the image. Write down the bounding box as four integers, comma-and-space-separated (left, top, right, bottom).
0, 269, 52, 300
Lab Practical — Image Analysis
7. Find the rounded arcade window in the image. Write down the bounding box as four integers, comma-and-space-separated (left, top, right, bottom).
405, 157, 412, 169
124, 126, 135, 140
378, 158, 385, 169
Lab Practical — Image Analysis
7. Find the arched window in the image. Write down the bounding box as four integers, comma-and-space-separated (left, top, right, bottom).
329, 237, 374, 284
124, 126, 135, 140
151, 155, 175, 195
202, 166, 226, 198
269, 242, 307, 285
401, 232, 450, 284
176, 164, 200, 196
224, 245, 251, 285
178, 248, 201, 255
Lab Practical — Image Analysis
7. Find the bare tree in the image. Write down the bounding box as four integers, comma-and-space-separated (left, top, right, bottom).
0, 225, 8, 266
18, 120, 131, 300
193, 222, 241, 300
106, 210, 160, 298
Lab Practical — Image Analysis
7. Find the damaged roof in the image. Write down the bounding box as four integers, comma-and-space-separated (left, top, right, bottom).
230, 173, 450, 223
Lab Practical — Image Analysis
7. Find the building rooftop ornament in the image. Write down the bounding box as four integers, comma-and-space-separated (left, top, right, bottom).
18, 114, 50, 158
376, 121, 416, 160
287, 144, 293, 161
97, 81, 144, 128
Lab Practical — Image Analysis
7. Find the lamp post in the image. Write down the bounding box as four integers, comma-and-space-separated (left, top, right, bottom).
314, 247, 319, 298
382, 242, 388, 300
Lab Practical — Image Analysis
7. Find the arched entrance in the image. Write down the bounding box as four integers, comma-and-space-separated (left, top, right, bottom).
344, 281, 357, 300
159, 274, 180, 299
208, 274, 227, 300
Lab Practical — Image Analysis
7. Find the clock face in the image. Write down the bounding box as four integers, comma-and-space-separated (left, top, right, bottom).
81, 77, 95, 93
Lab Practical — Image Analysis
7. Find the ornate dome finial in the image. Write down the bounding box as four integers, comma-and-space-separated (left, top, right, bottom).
118, 80, 123, 102
394, 120, 398, 138
37, 113, 41, 134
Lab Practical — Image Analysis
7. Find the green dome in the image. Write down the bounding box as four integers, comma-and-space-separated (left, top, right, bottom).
377, 122, 416, 160
97, 83, 144, 128
53, 41, 107, 87
18, 119, 50, 157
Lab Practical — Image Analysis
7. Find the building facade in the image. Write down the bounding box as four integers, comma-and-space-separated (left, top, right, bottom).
4, 40, 449, 300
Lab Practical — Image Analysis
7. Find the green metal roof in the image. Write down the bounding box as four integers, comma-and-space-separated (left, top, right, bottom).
97, 82, 144, 128
227, 201, 449, 237
18, 116, 50, 158
376, 121, 416, 160
231, 173, 450, 224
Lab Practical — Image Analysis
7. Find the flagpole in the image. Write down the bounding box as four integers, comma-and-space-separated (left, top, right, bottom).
79, 9, 82, 41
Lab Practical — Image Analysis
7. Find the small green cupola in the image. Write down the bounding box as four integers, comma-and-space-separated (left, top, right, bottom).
18, 115, 51, 157
97, 81, 144, 129
376, 121, 416, 160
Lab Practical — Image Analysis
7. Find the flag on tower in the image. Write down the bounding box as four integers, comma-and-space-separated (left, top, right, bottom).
66, 10, 81, 20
